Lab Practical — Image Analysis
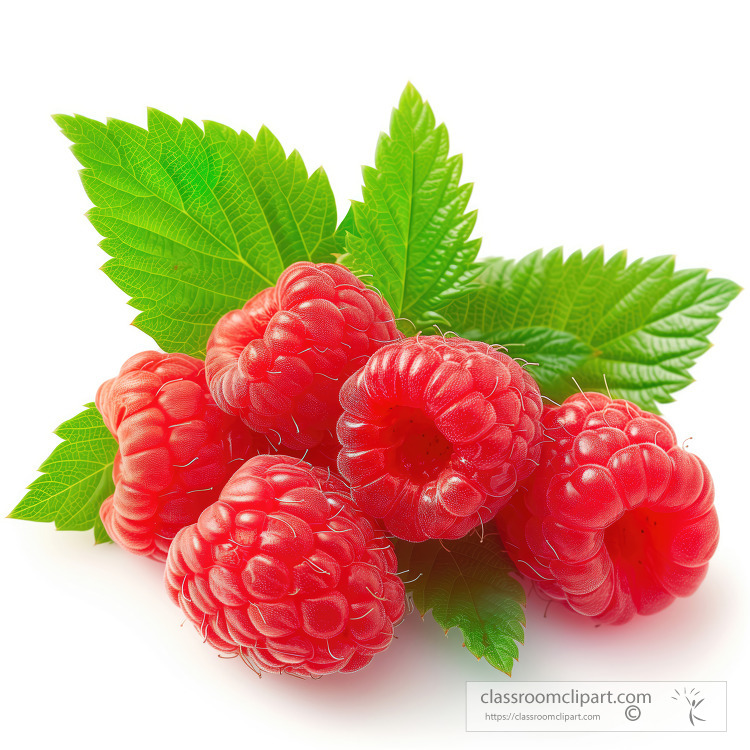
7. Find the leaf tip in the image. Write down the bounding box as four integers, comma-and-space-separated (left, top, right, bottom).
402, 81, 422, 101
52, 113, 78, 139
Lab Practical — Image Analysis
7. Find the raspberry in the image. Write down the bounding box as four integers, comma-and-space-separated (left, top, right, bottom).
336, 335, 543, 542
205, 262, 400, 452
164, 454, 405, 677
497, 393, 719, 624
97, 352, 263, 561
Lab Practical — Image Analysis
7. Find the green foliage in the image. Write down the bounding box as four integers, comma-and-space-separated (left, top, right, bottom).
445, 248, 741, 410
10, 404, 116, 544
342, 84, 481, 329
54, 111, 341, 356
394, 534, 526, 675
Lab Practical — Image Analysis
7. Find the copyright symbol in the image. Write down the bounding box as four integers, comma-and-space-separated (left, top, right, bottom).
625, 705, 641, 721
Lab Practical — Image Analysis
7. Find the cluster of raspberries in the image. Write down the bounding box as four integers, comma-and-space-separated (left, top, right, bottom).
97, 261, 719, 677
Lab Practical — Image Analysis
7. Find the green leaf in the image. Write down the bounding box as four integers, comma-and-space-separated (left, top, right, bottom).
342, 84, 481, 329
54, 111, 341, 356
445, 248, 742, 411
10, 404, 116, 544
394, 534, 526, 675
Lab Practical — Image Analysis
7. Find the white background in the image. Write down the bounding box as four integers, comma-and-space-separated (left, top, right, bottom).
1, 2, 748, 749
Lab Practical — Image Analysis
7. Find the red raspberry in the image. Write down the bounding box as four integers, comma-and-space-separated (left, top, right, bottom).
497, 393, 719, 624
97, 352, 263, 561
165, 454, 405, 677
336, 335, 543, 542
205, 262, 400, 452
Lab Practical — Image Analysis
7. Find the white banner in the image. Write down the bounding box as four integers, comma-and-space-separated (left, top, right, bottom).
466, 681, 727, 732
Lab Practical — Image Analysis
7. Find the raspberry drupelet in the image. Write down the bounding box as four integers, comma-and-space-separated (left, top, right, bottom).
97, 352, 263, 561
205, 262, 400, 452
336, 335, 544, 542
165, 454, 405, 677
497, 393, 719, 624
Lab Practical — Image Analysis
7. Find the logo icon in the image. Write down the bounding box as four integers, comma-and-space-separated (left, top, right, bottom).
672, 687, 705, 726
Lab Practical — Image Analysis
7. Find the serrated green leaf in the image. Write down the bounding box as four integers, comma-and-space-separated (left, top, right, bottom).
10, 404, 116, 543
394, 534, 526, 675
54, 111, 341, 356
341, 84, 481, 329
445, 248, 741, 411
